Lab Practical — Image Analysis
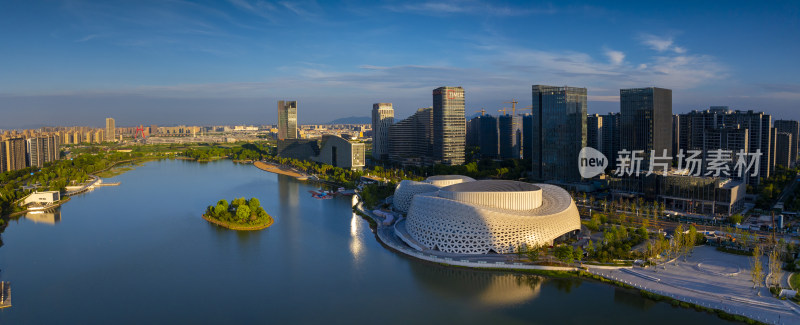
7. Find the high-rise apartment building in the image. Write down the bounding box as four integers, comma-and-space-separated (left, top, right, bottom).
774, 120, 799, 166
371, 103, 394, 161
530, 85, 587, 181
432, 87, 465, 165
619, 87, 673, 172
775, 132, 793, 168
498, 114, 520, 159
522, 114, 532, 161
25, 136, 59, 167
678, 108, 773, 186
2, 137, 27, 172
388, 107, 434, 165
277, 100, 298, 140
105, 118, 115, 142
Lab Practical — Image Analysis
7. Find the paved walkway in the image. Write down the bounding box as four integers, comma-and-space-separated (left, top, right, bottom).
589, 246, 800, 324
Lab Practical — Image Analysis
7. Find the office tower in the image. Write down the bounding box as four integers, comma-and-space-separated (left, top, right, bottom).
678, 108, 773, 186
105, 118, 115, 142
498, 114, 520, 159
522, 114, 532, 161
388, 107, 434, 165
619, 87, 673, 172
2, 137, 27, 171
531, 85, 587, 181
587, 114, 603, 150
478, 115, 499, 158
774, 120, 799, 166
277, 100, 298, 140
432, 87, 466, 165
371, 103, 394, 161
775, 132, 793, 168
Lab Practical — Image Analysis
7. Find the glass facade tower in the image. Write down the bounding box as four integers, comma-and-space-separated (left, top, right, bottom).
278, 100, 298, 140
531, 85, 587, 181
432, 87, 466, 165
619, 87, 673, 172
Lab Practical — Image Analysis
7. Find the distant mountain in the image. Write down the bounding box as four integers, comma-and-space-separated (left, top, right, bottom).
326, 116, 371, 124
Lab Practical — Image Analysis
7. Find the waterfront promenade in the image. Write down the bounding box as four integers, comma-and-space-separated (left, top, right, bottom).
356, 202, 800, 325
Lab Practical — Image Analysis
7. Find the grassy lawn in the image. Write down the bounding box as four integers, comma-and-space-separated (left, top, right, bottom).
790, 273, 800, 290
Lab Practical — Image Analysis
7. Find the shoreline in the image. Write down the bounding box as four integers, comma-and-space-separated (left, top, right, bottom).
354, 200, 779, 325
253, 161, 307, 178
201, 214, 274, 231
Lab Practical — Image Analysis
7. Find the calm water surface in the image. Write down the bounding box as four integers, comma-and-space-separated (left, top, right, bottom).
0, 160, 732, 324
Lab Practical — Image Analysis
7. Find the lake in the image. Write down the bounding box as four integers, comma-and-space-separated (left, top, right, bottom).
0, 160, 731, 324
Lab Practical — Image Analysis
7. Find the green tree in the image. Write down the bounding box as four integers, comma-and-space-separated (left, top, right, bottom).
729, 214, 744, 225
555, 245, 575, 264
526, 244, 541, 262
573, 247, 584, 264
248, 197, 260, 210
217, 199, 229, 211
236, 205, 251, 222
751, 244, 764, 289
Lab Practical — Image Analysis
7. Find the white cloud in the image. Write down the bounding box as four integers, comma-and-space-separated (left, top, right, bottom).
640, 34, 689, 54
604, 48, 625, 65
385, 0, 556, 16
641, 34, 674, 52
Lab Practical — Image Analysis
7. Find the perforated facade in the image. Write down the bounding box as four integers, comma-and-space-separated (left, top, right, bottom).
397, 176, 580, 254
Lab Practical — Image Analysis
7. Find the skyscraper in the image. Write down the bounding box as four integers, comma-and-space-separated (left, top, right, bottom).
277, 100, 298, 140
619, 87, 673, 172
498, 114, 520, 159
388, 107, 434, 165
371, 103, 394, 161
601, 113, 621, 171
531, 85, 587, 181
587, 114, 603, 151
432, 87, 466, 165
105, 118, 115, 142
774, 120, 799, 166
522, 114, 532, 161
478, 115, 499, 158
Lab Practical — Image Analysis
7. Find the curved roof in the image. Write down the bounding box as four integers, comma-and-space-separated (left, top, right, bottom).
441, 180, 540, 193
425, 175, 475, 181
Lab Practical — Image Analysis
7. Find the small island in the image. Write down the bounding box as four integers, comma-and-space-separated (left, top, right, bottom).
203, 197, 274, 230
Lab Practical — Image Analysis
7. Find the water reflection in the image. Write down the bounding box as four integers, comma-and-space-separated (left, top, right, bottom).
409, 262, 543, 307
349, 213, 364, 262
25, 209, 62, 225
614, 287, 658, 310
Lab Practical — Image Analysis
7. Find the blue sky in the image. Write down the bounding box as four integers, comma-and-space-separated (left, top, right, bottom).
1, 0, 799, 128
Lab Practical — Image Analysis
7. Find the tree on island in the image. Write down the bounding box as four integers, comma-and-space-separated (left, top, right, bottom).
205, 197, 272, 228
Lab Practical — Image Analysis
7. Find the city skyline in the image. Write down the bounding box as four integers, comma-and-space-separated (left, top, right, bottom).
1, 0, 800, 128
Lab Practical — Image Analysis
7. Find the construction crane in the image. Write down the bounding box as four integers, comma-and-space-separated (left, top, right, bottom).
503, 99, 519, 116
498, 108, 510, 115
516, 105, 533, 115
475, 108, 487, 116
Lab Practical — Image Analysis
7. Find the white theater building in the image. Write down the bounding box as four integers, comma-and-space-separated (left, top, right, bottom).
394, 176, 580, 254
